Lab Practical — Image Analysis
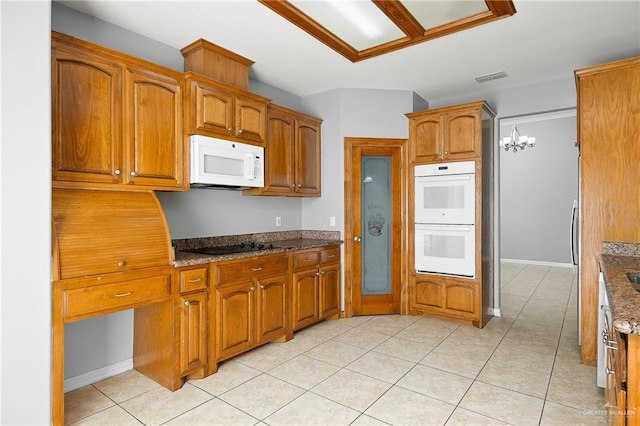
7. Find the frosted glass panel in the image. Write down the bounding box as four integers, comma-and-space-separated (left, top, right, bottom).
361, 156, 391, 295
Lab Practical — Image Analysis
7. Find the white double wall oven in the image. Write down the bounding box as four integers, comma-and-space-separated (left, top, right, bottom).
414, 161, 476, 278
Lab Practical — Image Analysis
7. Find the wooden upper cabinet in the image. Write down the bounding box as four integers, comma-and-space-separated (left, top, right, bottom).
407, 101, 487, 163
52, 43, 122, 185
51, 32, 187, 191
245, 104, 322, 197
185, 72, 268, 145
125, 68, 185, 188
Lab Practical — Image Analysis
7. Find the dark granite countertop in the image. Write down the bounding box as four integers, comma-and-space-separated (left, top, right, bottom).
172, 230, 342, 267
600, 242, 640, 335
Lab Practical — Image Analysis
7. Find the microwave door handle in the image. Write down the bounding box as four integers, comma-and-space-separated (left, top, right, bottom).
245, 153, 255, 180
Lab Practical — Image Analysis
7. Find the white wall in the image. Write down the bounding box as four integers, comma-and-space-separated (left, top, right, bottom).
0, 1, 52, 424
499, 111, 578, 264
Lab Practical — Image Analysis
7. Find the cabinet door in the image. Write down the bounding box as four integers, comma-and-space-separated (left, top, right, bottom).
124, 68, 185, 189
216, 282, 254, 361
294, 117, 321, 196
445, 108, 481, 160
292, 269, 320, 330
319, 263, 340, 319
263, 107, 295, 194
409, 114, 443, 163
443, 282, 477, 315
194, 83, 234, 137
52, 44, 123, 185
413, 278, 444, 310
256, 274, 288, 344
235, 96, 267, 143
179, 292, 207, 375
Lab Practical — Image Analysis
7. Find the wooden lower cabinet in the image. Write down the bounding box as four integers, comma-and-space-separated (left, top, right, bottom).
292, 246, 341, 331
213, 254, 289, 365
605, 330, 640, 425
176, 266, 208, 378
411, 275, 479, 324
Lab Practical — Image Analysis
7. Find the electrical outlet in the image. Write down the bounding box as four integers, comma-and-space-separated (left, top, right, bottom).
276, 216, 281, 227
330, 216, 336, 227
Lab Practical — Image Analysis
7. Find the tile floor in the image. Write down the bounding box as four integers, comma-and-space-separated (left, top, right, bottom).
65, 263, 606, 425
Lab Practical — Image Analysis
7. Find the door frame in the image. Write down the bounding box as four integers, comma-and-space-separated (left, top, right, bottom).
343, 137, 409, 317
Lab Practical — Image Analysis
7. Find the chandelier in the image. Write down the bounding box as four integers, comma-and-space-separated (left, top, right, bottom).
500, 120, 536, 153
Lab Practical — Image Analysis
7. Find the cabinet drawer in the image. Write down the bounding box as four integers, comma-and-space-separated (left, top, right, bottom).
216, 255, 288, 285
293, 251, 319, 271
63, 274, 171, 319
320, 247, 340, 265
179, 267, 208, 293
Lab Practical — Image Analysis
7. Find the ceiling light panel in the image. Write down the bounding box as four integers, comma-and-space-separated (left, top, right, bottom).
289, 0, 405, 51
401, 0, 489, 31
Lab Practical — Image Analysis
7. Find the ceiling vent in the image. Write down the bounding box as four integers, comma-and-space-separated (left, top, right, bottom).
475, 71, 508, 83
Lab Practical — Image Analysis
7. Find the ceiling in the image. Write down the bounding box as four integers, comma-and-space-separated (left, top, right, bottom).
56, 1, 640, 104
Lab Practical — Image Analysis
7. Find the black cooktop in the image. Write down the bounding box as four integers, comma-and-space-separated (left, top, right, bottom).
186, 242, 275, 256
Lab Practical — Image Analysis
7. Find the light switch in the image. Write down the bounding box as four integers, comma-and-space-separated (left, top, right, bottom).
330, 216, 336, 227
276, 216, 282, 227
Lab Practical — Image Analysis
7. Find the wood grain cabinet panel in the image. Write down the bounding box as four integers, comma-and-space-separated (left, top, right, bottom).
213, 254, 288, 364
244, 104, 322, 197
179, 291, 207, 375
407, 104, 481, 163
51, 32, 187, 191
185, 72, 268, 144
291, 246, 341, 331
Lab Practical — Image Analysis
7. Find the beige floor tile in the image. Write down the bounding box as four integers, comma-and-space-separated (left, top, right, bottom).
373, 335, 436, 362
394, 320, 456, 346
305, 340, 368, 367
350, 414, 390, 425
274, 329, 329, 355
490, 344, 556, 375
540, 401, 607, 426
365, 386, 455, 426
477, 359, 551, 399
364, 314, 420, 336
188, 360, 261, 396
552, 356, 598, 384
333, 326, 391, 350
92, 369, 160, 404
265, 392, 360, 426
311, 369, 392, 412
218, 374, 304, 420
459, 381, 544, 426
420, 345, 492, 379
397, 365, 473, 405
445, 407, 509, 425
64, 385, 115, 425
267, 354, 339, 389
119, 383, 212, 426
69, 405, 142, 426
232, 342, 298, 372
546, 376, 605, 412
164, 398, 258, 426
346, 350, 415, 384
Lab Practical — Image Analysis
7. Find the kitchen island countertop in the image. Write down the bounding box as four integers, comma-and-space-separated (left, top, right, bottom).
600, 242, 640, 335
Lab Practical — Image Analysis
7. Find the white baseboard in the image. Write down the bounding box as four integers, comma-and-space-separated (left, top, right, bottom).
64, 358, 133, 392
500, 258, 574, 269
492, 308, 502, 317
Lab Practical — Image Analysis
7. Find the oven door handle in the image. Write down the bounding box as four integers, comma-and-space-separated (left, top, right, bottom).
416, 175, 472, 182
416, 225, 473, 232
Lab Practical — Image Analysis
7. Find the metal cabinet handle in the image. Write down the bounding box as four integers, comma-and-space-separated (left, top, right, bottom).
117, 261, 126, 267
316, 272, 321, 276
114, 169, 121, 175
227, 127, 233, 132
606, 367, 615, 375
238, 129, 244, 134
115, 292, 132, 297
354, 236, 362, 242
444, 151, 449, 155
297, 184, 302, 188
250, 286, 255, 291
260, 285, 265, 289
130, 171, 137, 177
290, 184, 296, 189
188, 278, 202, 283
252, 267, 263, 271
184, 301, 190, 306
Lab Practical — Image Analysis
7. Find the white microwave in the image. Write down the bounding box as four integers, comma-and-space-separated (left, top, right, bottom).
190, 135, 264, 189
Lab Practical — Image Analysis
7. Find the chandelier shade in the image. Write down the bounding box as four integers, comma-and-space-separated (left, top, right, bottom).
500, 121, 536, 153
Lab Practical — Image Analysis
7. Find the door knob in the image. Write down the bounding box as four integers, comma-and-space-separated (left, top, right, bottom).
354, 236, 362, 242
